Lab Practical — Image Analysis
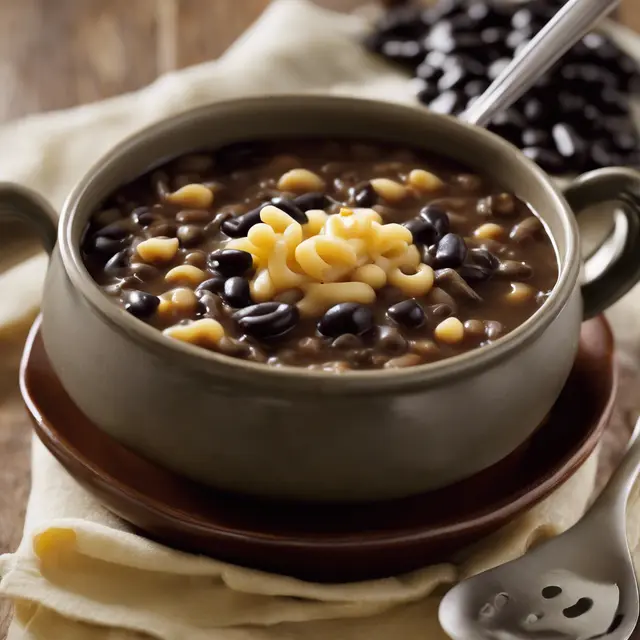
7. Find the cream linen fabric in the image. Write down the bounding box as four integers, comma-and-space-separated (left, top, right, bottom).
0, 1, 638, 638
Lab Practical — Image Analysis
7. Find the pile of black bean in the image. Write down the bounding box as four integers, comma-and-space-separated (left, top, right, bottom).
366, 0, 640, 173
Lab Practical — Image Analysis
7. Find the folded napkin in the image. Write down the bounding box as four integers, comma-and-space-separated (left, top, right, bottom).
1, 1, 640, 638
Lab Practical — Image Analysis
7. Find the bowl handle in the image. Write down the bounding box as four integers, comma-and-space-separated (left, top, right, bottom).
0, 183, 57, 275
563, 167, 640, 320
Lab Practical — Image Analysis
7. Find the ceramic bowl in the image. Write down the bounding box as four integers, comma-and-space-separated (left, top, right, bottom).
22, 315, 617, 581
4, 96, 640, 501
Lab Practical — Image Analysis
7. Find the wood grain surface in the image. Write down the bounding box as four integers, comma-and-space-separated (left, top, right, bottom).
0, 1, 639, 637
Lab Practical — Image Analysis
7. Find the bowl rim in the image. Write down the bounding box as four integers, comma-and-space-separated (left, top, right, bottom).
57, 95, 580, 393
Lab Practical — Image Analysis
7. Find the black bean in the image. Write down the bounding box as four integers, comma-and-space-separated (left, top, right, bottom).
420, 204, 450, 238
522, 98, 550, 124
428, 90, 464, 115
317, 303, 374, 338
196, 275, 226, 295
506, 29, 530, 51
464, 319, 486, 338
132, 208, 160, 227
420, 244, 436, 267
424, 20, 453, 52
270, 197, 308, 223
498, 260, 534, 279
416, 62, 442, 82
375, 326, 408, 354
416, 80, 440, 105
176, 209, 212, 224
381, 39, 424, 66
437, 64, 468, 92
221, 205, 265, 238
208, 249, 253, 277
511, 8, 535, 30
221, 277, 252, 308
552, 123, 587, 168
294, 192, 332, 211
435, 233, 467, 268
510, 216, 543, 242
95, 222, 130, 240
464, 78, 489, 98
204, 211, 233, 237
410, 338, 440, 359
387, 299, 426, 328
403, 217, 438, 246
184, 251, 207, 268
484, 193, 518, 218
197, 291, 224, 317
194, 300, 209, 318
233, 302, 299, 339
442, 53, 486, 78
88, 235, 127, 258
152, 171, 170, 199
104, 250, 129, 275
487, 57, 511, 80
425, 286, 457, 312
147, 222, 177, 238
424, 50, 448, 70
434, 268, 482, 302
424, 303, 454, 325
470, 248, 500, 271
177, 225, 204, 247
129, 263, 159, 282
353, 183, 378, 208
123, 290, 160, 319
458, 263, 492, 283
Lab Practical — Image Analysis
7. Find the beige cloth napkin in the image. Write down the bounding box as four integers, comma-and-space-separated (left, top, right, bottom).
0, 1, 639, 638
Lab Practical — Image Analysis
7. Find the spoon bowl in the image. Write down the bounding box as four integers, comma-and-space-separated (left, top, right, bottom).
440, 421, 640, 640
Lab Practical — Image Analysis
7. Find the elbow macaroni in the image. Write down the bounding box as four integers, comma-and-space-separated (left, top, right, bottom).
297, 282, 376, 317
388, 264, 434, 297
219, 205, 435, 307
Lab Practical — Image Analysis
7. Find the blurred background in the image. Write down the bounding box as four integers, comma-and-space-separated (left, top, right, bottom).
0, 0, 636, 123
0, 1, 370, 122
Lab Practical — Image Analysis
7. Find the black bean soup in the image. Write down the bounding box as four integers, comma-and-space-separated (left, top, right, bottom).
83, 140, 558, 372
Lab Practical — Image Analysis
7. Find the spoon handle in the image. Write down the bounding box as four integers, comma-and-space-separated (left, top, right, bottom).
460, 0, 620, 128
588, 418, 640, 519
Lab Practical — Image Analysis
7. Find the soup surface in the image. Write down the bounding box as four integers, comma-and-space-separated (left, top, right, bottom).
83, 139, 558, 371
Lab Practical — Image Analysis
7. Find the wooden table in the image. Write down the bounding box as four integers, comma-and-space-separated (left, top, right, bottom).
0, 1, 638, 637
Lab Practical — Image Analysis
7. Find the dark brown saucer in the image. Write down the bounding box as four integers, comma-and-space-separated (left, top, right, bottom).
21, 316, 616, 583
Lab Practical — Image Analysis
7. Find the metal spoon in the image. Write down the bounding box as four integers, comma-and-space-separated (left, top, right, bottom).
439, 418, 640, 640
460, 0, 621, 128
